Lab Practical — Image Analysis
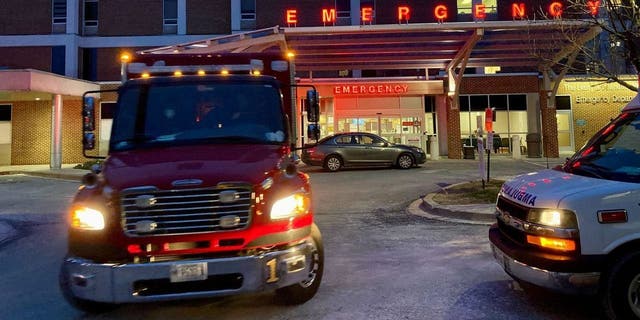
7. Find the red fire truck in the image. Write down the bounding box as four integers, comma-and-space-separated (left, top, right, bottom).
59, 52, 324, 312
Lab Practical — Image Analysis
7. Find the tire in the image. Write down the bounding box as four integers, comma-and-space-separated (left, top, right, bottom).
323, 155, 342, 172
275, 224, 324, 305
59, 261, 117, 314
601, 252, 640, 319
397, 153, 414, 169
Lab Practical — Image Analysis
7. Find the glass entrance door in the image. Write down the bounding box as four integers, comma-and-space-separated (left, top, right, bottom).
337, 117, 401, 143
556, 110, 574, 153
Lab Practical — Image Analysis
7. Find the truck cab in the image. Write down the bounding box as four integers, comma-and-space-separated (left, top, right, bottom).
60, 53, 323, 312
490, 94, 640, 319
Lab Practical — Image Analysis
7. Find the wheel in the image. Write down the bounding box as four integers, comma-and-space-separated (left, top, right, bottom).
323, 155, 342, 172
59, 261, 117, 313
601, 252, 640, 319
397, 153, 414, 169
275, 224, 324, 305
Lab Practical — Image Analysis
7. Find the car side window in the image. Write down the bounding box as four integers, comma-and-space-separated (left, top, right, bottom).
335, 136, 351, 144
360, 135, 374, 145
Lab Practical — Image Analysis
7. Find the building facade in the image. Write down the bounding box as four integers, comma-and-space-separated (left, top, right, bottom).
0, 0, 635, 165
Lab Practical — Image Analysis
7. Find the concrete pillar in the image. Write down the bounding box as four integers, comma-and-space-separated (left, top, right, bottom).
511, 135, 521, 160
51, 95, 63, 169
231, 0, 241, 31
178, 0, 187, 35
429, 135, 439, 160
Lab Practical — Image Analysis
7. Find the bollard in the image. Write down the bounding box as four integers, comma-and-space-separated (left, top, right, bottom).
429, 135, 439, 160
512, 135, 521, 160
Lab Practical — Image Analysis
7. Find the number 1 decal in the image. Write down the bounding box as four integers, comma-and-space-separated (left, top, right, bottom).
266, 258, 279, 283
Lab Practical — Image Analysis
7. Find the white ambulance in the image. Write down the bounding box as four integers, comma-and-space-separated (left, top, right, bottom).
490, 94, 640, 319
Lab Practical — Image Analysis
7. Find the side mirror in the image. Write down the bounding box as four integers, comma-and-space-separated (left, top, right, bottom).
83, 132, 96, 150
83, 96, 96, 131
306, 90, 319, 123
307, 124, 320, 141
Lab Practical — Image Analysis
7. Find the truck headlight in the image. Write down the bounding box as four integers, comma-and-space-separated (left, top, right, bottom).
527, 209, 577, 228
70, 206, 105, 230
270, 193, 310, 220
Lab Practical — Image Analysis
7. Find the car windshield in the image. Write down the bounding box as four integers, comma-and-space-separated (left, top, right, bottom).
563, 111, 640, 183
110, 81, 286, 151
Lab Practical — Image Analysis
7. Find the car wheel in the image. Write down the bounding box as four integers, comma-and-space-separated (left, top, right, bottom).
397, 153, 414, 169
601, 252, 640, 319
323, 155, 342, 172
275, 224, 324, 305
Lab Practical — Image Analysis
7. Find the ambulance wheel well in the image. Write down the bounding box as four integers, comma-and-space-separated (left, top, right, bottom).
605, 239, 640, 267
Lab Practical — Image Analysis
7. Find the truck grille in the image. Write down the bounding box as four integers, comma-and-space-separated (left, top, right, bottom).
496, 196, 528, 220
121, 187, 253, 236
496, 195, 528, 245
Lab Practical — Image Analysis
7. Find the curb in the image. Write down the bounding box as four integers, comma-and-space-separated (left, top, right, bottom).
407, 178, 501, 225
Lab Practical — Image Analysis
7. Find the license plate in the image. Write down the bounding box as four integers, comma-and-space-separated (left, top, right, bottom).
170, 262, 208, 283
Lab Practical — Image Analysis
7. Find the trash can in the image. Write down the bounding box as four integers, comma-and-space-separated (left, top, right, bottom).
463, 145, 475, 159
526, 133, 541, 158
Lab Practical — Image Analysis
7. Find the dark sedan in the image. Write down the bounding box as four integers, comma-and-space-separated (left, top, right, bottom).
301, 132, 426, 172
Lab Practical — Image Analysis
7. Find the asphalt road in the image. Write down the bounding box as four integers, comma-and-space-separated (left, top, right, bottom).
0, 158, 603, 320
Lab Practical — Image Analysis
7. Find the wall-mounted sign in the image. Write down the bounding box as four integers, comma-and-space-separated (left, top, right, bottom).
334, 84, 409, 95
284, 2, 601, 25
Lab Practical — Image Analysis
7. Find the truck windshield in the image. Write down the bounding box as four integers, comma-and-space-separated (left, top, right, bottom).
564, 111, 640, 183
110, 81, 286, 151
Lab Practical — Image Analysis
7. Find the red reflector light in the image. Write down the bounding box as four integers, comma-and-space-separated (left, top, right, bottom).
127, 244, 142, 254
598, 210, 627, 223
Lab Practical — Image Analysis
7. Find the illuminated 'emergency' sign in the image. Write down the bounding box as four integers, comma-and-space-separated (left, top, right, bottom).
334, 84, 409, 95
285, 1, 602, 25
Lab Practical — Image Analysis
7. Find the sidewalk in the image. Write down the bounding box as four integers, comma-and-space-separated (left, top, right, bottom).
0, 164, 88, 181
407, 155, 570, 225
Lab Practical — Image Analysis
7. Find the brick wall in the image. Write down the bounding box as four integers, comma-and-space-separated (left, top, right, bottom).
0, 0, 51, 35
556, 78, 635, 153
11, 101, 51, 164
186, 0, 231, 34
99, 0, 163, 36
0, 47, 52, 72
539, 92, 559, 158
446, 97, 462, 159
460, 75, 539, 94
10, 98, 89, 165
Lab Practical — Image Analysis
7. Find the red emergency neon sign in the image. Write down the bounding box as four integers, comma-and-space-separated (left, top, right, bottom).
322, 8, 336, 24
334, 84, 409, 95
283, 2, 601, 25
398, 6, 410, 22
286, 9, 297, 24
362, 7, 373, 22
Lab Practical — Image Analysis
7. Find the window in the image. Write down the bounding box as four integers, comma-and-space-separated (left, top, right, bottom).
163, 0, 177, 25
83, 0, 98, 27
51, 46, 65, 76
458, 0, 473, 15
101, 102, 116, 120
52, 0, 67, 24
556, 96, 571, 110
336, 0, 350, 19
457, 0, 497, 19
241, 0, 256, 20
0, 105, 11, 121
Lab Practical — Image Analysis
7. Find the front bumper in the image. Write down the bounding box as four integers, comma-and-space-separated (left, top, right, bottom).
62, 240, 315, 303
489, 225, 600, 295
